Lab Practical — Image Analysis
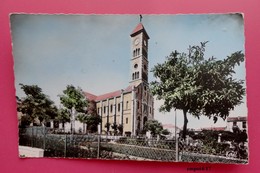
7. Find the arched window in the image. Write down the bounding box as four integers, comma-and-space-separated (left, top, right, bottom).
132, 73, 134, 80
137, 72, 139, 79
110, 105, 113, 113
133, 50, 135, 57
143, 117, 148, 126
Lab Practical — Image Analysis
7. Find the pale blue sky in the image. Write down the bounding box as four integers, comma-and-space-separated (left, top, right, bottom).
11, 14, 246, 129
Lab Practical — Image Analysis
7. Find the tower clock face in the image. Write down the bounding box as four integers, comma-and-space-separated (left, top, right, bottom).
134, 38, 140, 45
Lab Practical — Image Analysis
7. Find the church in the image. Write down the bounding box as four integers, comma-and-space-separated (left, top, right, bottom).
85, 20, 154, 136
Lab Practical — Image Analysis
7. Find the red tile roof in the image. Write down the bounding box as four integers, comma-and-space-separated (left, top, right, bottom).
227, 116, 247, 122
163, 124, 180, 130
84, 85, 133, 102
130, 23, 150, 39
84, 92, 97, 101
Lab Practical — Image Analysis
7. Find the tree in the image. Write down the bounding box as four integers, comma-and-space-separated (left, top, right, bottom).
17, 84, 58, 126
85, 100, 101, 133
150, 42, 245, 139
59, 85, 88, 134
118, 124, 123, 135
161, 129, 170, 136
111, 123, 118, 135
55, 108, 71, 131
143, 119, 163, 137
76, 113, 87, 133
85, 115, 101, 133
105, 122, 110, 134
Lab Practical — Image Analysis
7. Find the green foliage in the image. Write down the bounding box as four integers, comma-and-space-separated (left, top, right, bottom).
118, 124, 123, 135
161, 129, 170, 135
56, 108, 71, 127
143, 120, 163, 137
85, 100, 101, 133
59, 85, 87, 112
17, 84, 58, 126
150, 42, 245, 138
85, 115, 101, 133
59, 85, 88, 133
105, 122, 110, 133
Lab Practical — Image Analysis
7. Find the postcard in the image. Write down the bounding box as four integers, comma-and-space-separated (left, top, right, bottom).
11, 14, 248, 164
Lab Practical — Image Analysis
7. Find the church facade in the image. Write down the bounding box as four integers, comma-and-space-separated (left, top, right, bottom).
85, 22, 154, 136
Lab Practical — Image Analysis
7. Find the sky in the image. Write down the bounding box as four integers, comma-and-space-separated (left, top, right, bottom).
10, 14, 246, 129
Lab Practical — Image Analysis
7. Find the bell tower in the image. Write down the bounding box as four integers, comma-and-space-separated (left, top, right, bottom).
130, 17, 150, 87
130, 15, 149, 86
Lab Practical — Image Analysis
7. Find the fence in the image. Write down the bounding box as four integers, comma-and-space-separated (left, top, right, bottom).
19, 127, 177, 160
19, 127, 248, 163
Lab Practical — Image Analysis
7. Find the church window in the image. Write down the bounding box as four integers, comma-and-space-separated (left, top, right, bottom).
110, 105, 113, 113
137, 48, 140, 56
133, 50, 135, 57
134, 64, 138, 69
143, 117, 147, 126
126, 118, 128, 124
118, 103, 120, 112
137, 72, 139, 79
132, 73, 134, 80
104, 106, 106, 114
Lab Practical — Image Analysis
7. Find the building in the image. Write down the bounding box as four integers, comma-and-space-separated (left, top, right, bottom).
193, 116, 247, 133
85, 21, 154, 136
226, 116, 247, 132
162, 124, 181, 138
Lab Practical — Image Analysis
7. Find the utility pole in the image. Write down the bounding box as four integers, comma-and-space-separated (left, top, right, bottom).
175, 109, 179, 162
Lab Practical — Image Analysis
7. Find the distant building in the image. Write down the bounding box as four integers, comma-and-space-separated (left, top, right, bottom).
194, 116, 247, 133
84, 21, 154, 136
162, 124, 181, 136
226, 116, 247, 132
200, 127, 227, 131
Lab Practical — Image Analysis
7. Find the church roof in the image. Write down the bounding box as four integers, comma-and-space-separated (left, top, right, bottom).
84, 85, 133, 102
130, 23, 150, 39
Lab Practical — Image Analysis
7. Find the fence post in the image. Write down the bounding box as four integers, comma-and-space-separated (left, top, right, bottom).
97, 124, 101, 158
175, 109, 179, 162
64, 134, 67, 158
43, 127, 46, 150
31, 126, 34, 147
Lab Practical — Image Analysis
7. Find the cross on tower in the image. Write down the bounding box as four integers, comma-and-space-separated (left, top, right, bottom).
140, 15, 143, 23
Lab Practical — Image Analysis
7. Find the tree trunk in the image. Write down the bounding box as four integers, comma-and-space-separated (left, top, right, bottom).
182, 109, 188, 139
